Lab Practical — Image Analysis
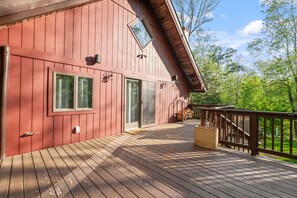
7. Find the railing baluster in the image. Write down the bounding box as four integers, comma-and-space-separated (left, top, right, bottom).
236, 115, 239, 150
250, 114, 258, 156
264, 117, 267, 149
280, 119, 283, 153
230, 114, 233, 144
272, 118, 275, 151
219, 112, 222, 141
290, 119, 293, 155
248, 116, 250, 153
200, 109, 205, 126
242, 115, 245, 152
225, 113, 228, 143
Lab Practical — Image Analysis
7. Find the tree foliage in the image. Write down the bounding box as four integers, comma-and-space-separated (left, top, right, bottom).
184, 0, 296, 119
249, 0, 297, 113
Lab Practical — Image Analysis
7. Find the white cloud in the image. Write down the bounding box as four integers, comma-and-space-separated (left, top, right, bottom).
219, 14, 227, 18
208, 28, 268, 68
241, 20, 263, 36
209, 31, 252, 49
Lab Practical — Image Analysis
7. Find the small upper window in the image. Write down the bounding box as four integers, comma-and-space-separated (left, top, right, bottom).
53, 73, 93, 112
131, 19, 153, 48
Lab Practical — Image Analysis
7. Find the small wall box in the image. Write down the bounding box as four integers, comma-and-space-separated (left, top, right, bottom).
74, 126, 80, 134
194, 126, 218, 150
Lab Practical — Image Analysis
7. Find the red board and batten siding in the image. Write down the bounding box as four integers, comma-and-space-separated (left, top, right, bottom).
0, 0, 190, 156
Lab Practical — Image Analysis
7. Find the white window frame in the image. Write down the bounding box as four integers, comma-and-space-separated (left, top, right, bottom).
53, 72, 94, 112
130, 18, 153, 49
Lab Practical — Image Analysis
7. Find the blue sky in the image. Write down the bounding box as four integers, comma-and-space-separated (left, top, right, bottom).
205, 0, 265, 57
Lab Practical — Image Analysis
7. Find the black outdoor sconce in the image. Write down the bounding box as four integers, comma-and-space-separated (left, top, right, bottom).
137, 54, 147, 59
94, 54, 101, 63
85, 54, 101, 65
160, 82, 167, 89
102, 72, 114, 83
171, 75, 178, 81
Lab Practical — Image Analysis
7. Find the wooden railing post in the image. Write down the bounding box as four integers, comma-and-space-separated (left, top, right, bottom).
200, 109, 205, 126
250, 114, 258, 156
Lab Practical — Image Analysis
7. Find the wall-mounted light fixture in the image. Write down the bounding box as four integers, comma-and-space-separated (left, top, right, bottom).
102, 72, 114, 83
74, 126, 80, 134
137, 54, 147, 59
94, 54, 101, 63
171, 75, 178, 81
160, 82, 167, 89
85, 54, 101, 65
20, 131, 40, 138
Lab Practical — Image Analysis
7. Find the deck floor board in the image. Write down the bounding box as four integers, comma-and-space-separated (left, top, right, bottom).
80, 140, 171, 198
60, 145, 107, 197
0, 156, 12, 197
2, 120, 297, 197
66, 143, 135, 198
54, 146, 103, 197
9, 155, 24, 198
73, 142, 155, 198
47, 147, 89, 197
32, 151, 56, 197
23, 153, 40, 198
123, 139, 255, 198
40, 149, 72, 197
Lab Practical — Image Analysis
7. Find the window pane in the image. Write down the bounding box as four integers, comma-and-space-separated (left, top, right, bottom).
56, 74, 74, 109
131, 20, 152, 48
78, 77, 93, 109
126, 80, 139, 123
142, 81, 156, 126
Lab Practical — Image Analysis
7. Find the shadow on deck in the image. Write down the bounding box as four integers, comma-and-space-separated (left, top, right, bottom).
1, 120, 297, 197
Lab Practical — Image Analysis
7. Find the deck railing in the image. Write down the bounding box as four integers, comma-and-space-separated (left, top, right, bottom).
198, 106, 297, 160
190, 104, 234, 119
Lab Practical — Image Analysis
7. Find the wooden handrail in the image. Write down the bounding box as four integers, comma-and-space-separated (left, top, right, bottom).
198, 105, 297, 160
199, 107, 297, 119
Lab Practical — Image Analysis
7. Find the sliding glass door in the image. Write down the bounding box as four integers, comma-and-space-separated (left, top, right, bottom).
125, 79, 156, 130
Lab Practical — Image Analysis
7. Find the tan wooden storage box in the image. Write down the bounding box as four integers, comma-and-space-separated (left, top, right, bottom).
194, 126, 218, 150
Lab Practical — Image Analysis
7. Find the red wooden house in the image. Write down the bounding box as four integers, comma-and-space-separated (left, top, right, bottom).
0, 0, 205, 158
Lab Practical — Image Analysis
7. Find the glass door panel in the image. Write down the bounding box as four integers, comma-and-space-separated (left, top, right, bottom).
142, 81, 156, 126
125, 79, 140, 130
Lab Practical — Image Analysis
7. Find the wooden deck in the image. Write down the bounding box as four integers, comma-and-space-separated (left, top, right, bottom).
1, 120, 297, 198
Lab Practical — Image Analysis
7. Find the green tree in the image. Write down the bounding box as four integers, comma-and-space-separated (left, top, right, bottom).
190, 58, 223, 104
191, 43, 243, 105
249, 0, 297, 113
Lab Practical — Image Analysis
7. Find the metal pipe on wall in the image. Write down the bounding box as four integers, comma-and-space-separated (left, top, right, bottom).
0, 46, 9, 160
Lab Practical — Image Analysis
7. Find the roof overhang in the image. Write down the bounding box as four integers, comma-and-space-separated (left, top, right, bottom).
0, 0, 206, 92
148, 0, 206, 92
0, 0, 100, 27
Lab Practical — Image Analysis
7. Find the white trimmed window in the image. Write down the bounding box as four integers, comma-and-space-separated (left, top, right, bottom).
131, 19, 153, 48
53, 73, 93, 111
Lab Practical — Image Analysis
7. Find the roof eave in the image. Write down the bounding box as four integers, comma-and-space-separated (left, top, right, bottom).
148, 0, 206, 92
0, 0, 101, 27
